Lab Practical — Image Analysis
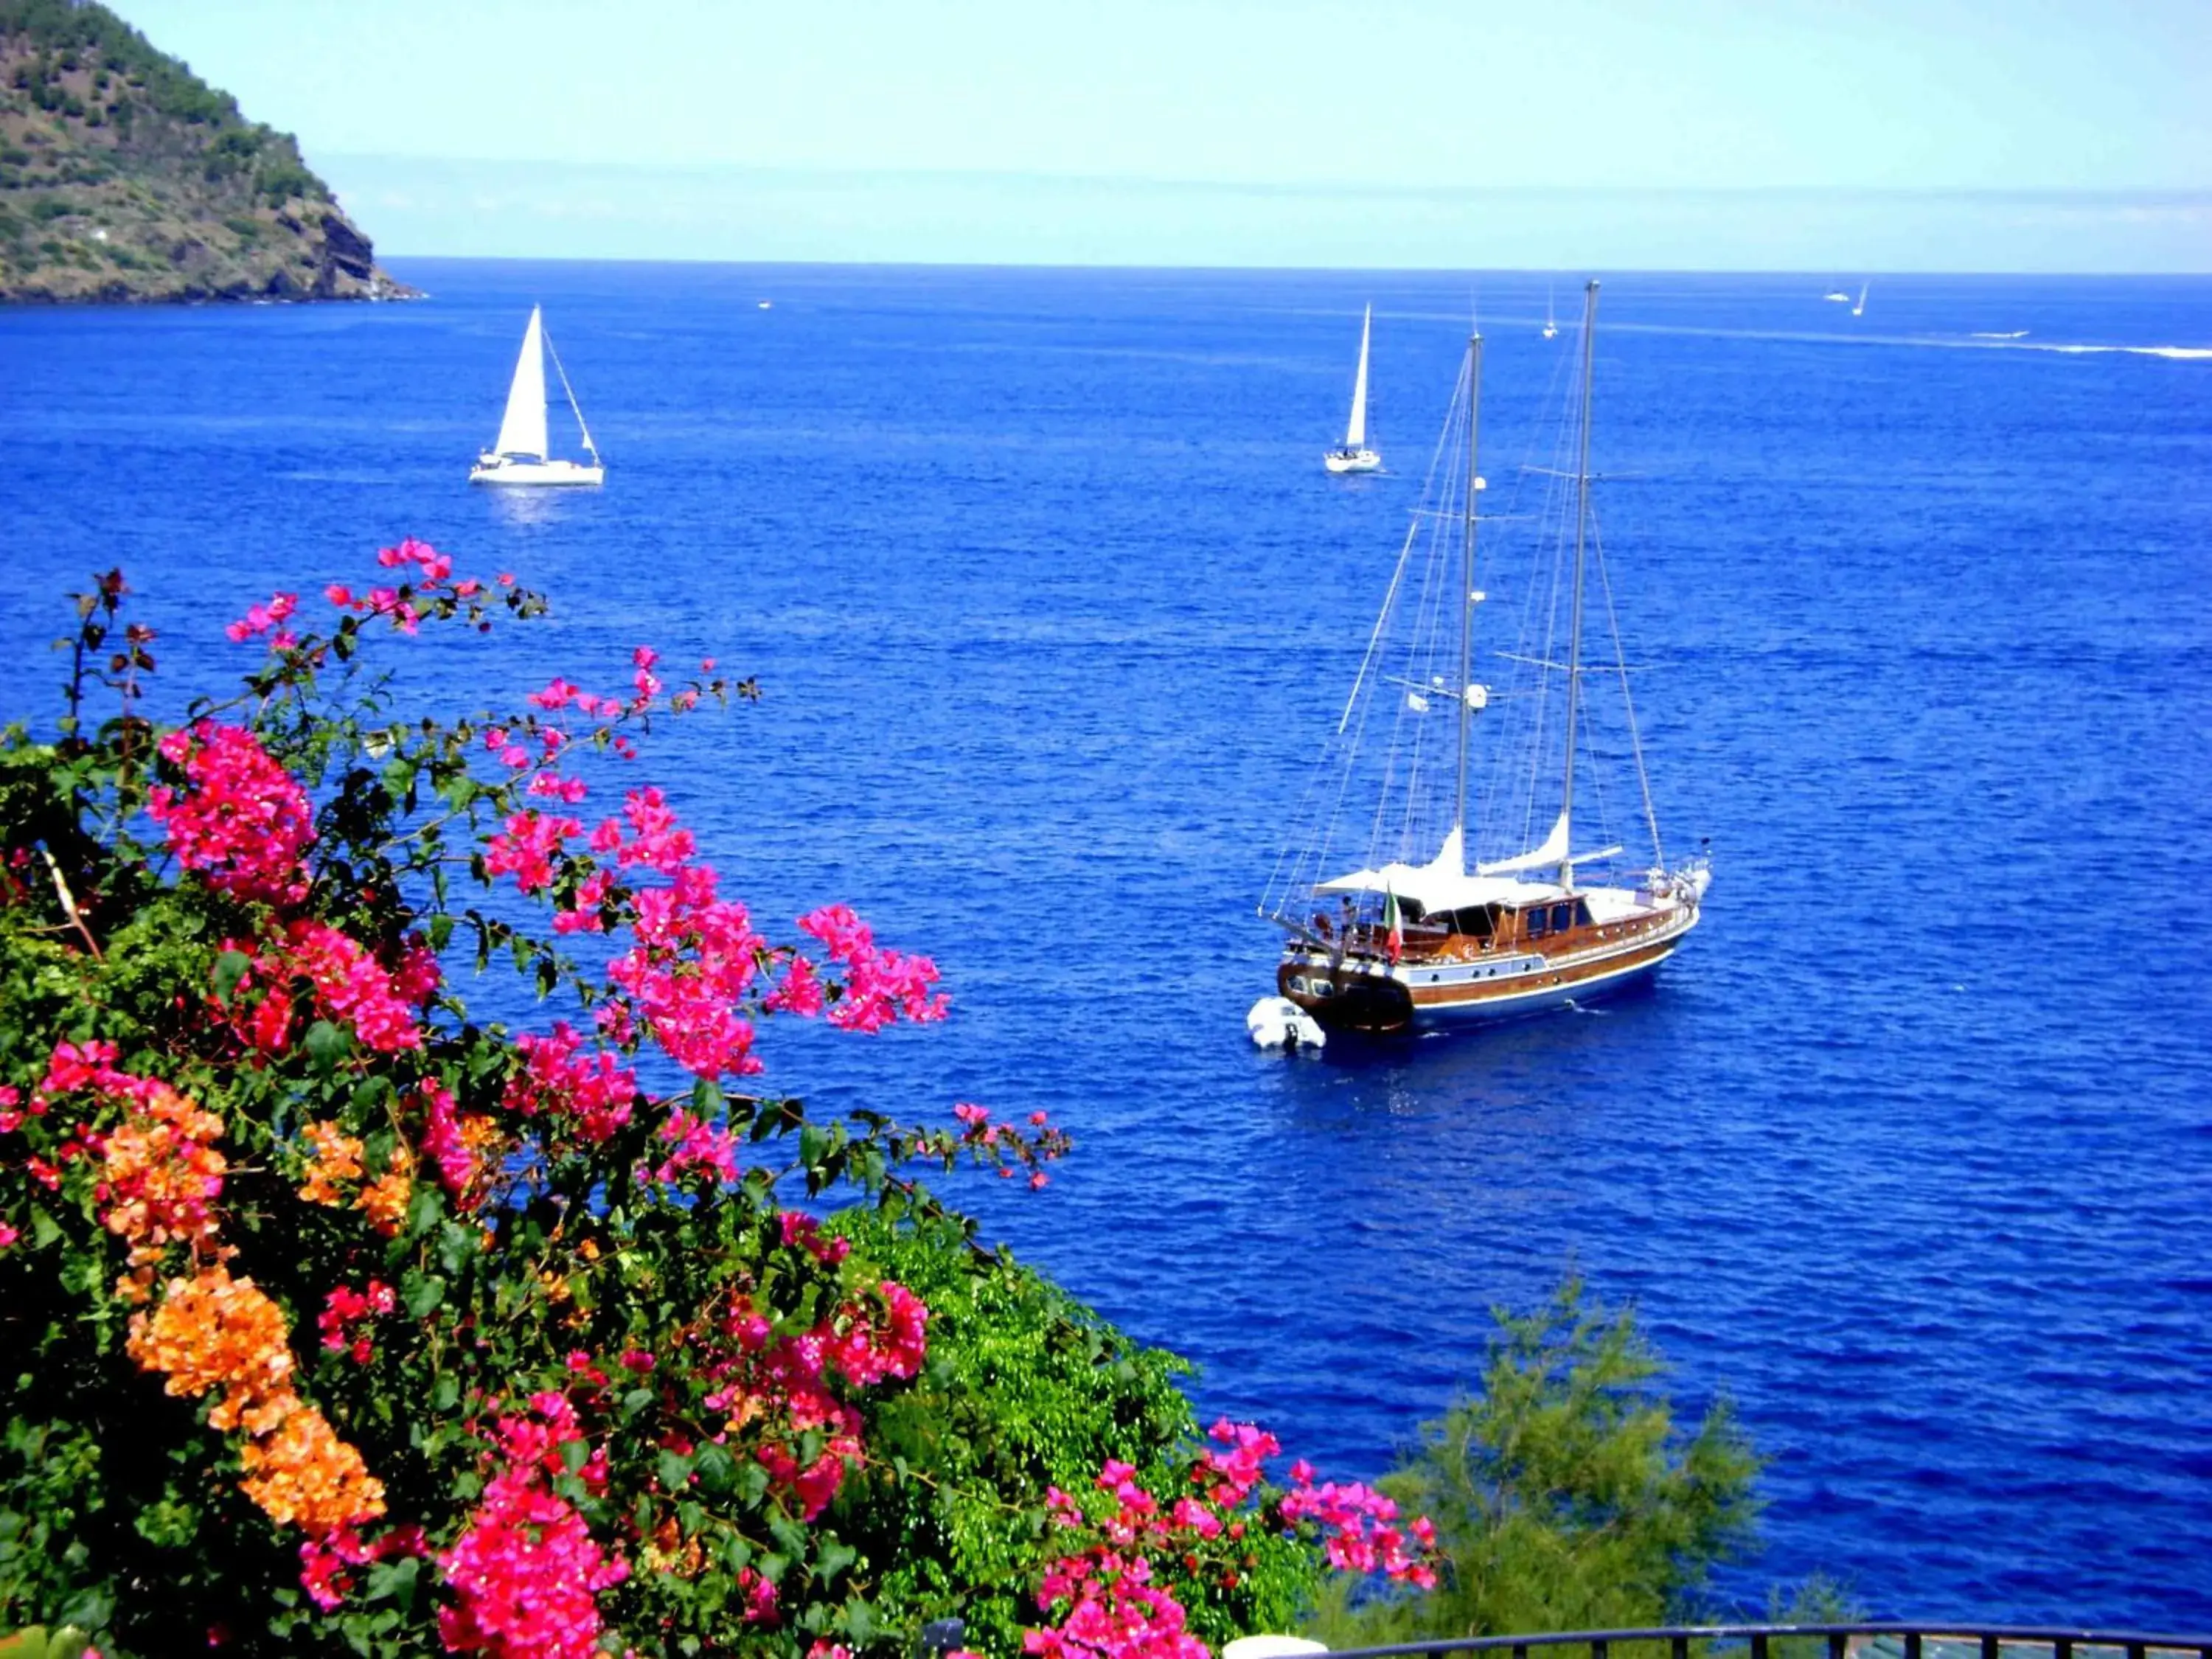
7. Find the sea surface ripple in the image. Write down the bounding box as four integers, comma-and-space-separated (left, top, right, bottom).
2, 264, 2208, 1626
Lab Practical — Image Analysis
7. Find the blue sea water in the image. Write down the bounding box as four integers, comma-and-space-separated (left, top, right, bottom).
2, 262, 2209, 1627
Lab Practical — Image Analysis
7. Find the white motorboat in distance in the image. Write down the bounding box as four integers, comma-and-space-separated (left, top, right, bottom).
1259, 281, 1709, 1034
1324, 304, 1382, 473
1542, 283, 1559, 340
470, 305, 605, 487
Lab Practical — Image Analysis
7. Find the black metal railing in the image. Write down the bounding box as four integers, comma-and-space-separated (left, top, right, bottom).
1321, 1625, 2212, 1659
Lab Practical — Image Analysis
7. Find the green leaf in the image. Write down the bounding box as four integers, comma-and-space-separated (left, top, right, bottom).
737, 1458, 771, 1505
406, 1181, 444, 1239
209, 949, 251, 1009
437, 1220, 479, 1276
692, 1440, 736, 1496
364, 1554, 420, 1613
768, 1512, 810, 1561
657, 1449, 694, 1490
813, 1537, 858, 1585
304, 1018, 350, 1074
400, 1272, 446, 1318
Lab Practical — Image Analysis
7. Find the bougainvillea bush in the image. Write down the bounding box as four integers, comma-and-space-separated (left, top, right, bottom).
0, 549, 1433, 1659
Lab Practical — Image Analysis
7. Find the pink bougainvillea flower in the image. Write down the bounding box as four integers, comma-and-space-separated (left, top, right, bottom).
437, 1398, 627, 1659
226, 591, 298, 644
147, 722, 315, 905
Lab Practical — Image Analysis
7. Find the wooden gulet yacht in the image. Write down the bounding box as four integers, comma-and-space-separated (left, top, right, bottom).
1260, 282, 1709, 1035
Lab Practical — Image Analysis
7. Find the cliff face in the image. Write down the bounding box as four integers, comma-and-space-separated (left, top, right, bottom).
0, 0, 415, 303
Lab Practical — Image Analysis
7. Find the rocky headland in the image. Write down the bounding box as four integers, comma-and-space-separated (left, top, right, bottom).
0, 0, 414, 303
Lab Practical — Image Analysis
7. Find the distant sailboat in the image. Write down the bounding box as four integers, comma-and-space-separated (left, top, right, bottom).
470, 306, 605, 487
1823, 282, 1854, 303
1542, 284, 1559, 340
1852, 282, 1868, 318
1324, 305, 1382, 474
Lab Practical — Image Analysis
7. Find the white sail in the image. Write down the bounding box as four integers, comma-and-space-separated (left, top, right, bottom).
1477, 809, 1571, 877
1853, 282, 1868, 318
1344, 305, 1371, 449
492, 306, 549, 461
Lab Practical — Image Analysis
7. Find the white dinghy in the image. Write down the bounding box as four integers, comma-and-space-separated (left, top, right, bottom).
1246, 996, 1326, 1051
470, 305, 605, 487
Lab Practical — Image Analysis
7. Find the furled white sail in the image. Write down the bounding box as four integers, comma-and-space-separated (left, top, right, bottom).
1344, 305, 1372, 448
1478, 809, 1571, 877
492, 306, 549, 461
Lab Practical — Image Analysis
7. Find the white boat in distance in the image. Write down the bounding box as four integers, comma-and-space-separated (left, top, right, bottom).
1542, 283, 1559, 340
1260, 280, 1709, 1034
1324, 304, 1382, 474
1823, 282, 1854, 302
1852, 282, 1868, 318
470, 305, 605, 487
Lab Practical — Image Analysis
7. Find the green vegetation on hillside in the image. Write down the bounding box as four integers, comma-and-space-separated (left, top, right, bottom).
0, 0, 411, 302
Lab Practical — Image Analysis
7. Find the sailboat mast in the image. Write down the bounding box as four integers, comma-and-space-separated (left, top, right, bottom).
1452, 330, 1481, 870
1558, 279, 1599, 891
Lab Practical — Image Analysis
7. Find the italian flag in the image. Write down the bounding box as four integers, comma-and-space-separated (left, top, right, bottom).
1382, 886, 1404, 964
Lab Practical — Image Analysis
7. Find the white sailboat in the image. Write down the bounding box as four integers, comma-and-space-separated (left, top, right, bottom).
1851, 282, 1868, 318
1324, 304, 1382, 474
1542, 283, 1559, 340
1259, 280, 1709, 1034
470, 306, 605, 487
1823, 281, 1854, 303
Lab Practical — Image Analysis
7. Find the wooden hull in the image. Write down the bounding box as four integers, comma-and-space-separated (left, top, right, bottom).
1276, 905, 1697, 1035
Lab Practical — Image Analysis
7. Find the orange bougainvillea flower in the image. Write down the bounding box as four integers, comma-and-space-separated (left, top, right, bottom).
299, 1120, 413, 1237
239, 1393, 386, 1531
297, 1121, 364, 1207
98, 1079, 232, 1298
126, 1265, 296, 1429
128, 1266, 385, 1531
357, 1168, 411, 1237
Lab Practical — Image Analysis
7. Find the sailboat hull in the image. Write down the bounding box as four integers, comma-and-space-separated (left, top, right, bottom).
469, 456, 605, 487
1324, 448, 1382, 474
1277, 901, 1699, 1034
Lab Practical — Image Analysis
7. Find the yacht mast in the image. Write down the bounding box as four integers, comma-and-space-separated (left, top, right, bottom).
1452, 329, 1482, 872
1558, 280, 1599, 891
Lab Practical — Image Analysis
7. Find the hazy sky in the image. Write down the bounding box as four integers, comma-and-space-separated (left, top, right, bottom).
127, 0, 2212, 269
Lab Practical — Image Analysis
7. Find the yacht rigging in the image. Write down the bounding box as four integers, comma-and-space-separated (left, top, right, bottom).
1258, 280, 1709, 1034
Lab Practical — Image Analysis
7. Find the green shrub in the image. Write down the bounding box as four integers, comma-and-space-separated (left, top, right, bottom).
1316, 1278, 1761, 1645
831, 1211, 1321, 1655
0, 559, 1416, 1658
